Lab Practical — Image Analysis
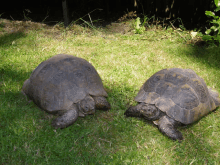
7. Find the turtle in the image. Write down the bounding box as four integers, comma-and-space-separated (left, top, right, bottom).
124, 68, 220, 140
22, 54, 111, 129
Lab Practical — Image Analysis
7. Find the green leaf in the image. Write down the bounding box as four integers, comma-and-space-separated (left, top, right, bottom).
202, 35, 213, 41
213, 34, 220, 41
205, 29, 212, 34
210, 26, 218, 31
136, 17, 141, 29
214, 6, 220, 12
214, 0, 219, 7
134, 17, 145, 34
205, 11, 215, 17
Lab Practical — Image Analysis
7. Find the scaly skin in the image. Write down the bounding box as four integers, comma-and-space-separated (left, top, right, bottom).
158, 115, 183, 141
51, 95, 110, 129
52, 104, 79, 129
125, 103, 183, 141
93, 96, 111, 110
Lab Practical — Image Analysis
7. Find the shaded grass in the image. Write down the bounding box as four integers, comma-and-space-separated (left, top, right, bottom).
0, 19, 220, 164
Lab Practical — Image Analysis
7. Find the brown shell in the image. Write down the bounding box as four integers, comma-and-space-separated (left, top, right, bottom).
26, 54, 107, 112
135, 68, 217, 124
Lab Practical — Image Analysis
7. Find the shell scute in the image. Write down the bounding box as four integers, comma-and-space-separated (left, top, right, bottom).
172, 84, 199, 110
142, 69, 167, 93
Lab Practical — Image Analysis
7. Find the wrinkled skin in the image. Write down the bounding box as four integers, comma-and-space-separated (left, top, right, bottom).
77, 95, 96, 117
125, 103, 162, 120
50, 95, 110, 129
93, 96, 111, 110
124, 103, 183, 141
51, 104, 79, 129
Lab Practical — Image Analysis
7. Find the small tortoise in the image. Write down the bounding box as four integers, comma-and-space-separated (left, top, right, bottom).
22, 54, 111, 128
125, 68, 220, 140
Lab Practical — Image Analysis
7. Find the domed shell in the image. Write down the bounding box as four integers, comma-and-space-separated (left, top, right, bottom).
135, 68, 217, 124
26, 54, 107, 113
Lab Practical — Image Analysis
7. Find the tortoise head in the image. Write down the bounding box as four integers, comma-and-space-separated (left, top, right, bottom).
139, 104, 161, 120
125, 103, 161, 121
78, 95, 96, 116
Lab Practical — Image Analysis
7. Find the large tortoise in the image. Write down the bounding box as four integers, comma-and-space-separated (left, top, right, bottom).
22, 54, 111, 128
124, 68, 220, 140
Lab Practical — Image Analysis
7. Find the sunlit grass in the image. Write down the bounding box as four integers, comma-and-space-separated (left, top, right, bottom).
0, 19, 220, 164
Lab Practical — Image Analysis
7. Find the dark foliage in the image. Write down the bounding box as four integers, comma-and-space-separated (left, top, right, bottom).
0, 0, 217, 29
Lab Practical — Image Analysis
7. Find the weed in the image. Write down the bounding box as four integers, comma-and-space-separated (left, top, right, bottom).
134, 17, 146, 34
202, 0, 220, 45
23, 9, 32, 21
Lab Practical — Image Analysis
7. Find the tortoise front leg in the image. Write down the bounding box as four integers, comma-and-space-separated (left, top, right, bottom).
51, 104, 79, 129
158, 115, 183, 141
124, 104, 141, 117
93, 96, 111, 111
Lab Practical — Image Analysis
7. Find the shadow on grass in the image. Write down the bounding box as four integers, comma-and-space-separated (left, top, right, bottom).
1, 67, 219, 163
0, 62, 32, 97
106, 73, 220, 164
1, 44, 219, 163
180, 44, 220, 70
0, 73, 134, 163
0, 31, 26, 47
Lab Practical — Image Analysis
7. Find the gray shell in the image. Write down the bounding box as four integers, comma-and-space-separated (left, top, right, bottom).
135, 68, 217, 124
26, 54, 107, 113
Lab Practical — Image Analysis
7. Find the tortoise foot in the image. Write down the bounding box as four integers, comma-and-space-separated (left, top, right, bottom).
158, 115, 183, 141
93, 96, 111, 111
52, 106, 78, 129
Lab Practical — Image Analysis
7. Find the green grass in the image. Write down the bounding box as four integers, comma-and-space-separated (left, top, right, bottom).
1, 19, 220, 164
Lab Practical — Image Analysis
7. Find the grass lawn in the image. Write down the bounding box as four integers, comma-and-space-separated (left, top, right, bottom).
0, 18, 220, 164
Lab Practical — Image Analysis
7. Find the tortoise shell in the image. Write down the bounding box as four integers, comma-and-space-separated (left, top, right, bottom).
135, 68, 217, 124
26, 54, 107, 113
